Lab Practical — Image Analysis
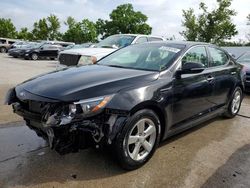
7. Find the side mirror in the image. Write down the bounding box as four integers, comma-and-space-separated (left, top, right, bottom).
40, 47, 43, 50
176, 62, 205, 78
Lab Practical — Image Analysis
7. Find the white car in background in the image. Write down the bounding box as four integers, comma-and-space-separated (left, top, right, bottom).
58, 34, 165, 68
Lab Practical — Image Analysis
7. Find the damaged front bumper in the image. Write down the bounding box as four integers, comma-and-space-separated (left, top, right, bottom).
6, 88, 129, 155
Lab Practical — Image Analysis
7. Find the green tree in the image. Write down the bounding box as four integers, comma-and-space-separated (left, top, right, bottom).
47, 14, 61, 40
180, 9, 198, 41
16, 27, 33, 40
32, 18, 49, 40
32, 14, 61, 40
0, 18, 17, 38
95, 18, 106, 37
63, 17, 97, 43
97, 4, 152, 38
64, 16, 76, 28
181, 0, 238, 44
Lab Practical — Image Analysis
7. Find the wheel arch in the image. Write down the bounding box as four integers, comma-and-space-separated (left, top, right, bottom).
226, 80, 244, 105
129, 101, 166, 141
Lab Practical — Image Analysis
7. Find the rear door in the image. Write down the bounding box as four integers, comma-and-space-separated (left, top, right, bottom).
206, 46, 238, 108
39, 45, 60, 58
49, 45, 62, 58
172, 46, 215, 126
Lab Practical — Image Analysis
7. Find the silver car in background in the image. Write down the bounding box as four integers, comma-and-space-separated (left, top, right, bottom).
58, 34, 165, 68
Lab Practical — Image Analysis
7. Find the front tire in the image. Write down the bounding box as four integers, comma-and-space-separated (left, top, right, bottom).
114, 109, 161, 170
224, 87, 243, 118
31, 53, 38, 60
0, 47, 7, 53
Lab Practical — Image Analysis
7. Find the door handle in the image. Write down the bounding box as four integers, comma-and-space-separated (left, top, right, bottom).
231, 72, 236, 75
206, 76, 214, 82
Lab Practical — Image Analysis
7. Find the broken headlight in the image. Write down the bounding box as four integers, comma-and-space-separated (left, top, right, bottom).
44, 95, 113, 127
73, 95, 113, 117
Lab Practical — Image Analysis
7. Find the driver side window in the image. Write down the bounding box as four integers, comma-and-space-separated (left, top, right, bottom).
182, 46, 208, 68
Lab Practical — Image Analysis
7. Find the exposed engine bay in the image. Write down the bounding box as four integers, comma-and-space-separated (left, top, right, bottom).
6, 88, 128, 155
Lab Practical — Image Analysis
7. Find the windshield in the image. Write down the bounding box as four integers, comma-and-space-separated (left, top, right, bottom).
237, 52, 250, 64
96, 35, 136, 49
98, 43, 184, 71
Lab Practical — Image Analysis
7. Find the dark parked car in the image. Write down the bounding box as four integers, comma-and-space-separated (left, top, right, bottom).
9, 41, 29, 49
23, 43, 64, 60
5, 41, 245, 170
8, 42, 39, 58
237, 51, 250, 92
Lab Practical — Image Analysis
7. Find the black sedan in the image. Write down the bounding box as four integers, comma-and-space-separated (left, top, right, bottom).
237, 51, 250, 92
8, 43, 39, 58
5, 41, 245, 170
23, 43, 63, 60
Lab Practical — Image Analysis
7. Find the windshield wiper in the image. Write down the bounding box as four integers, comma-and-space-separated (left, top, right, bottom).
100, 45, 114, 49
106, 65, 126, 68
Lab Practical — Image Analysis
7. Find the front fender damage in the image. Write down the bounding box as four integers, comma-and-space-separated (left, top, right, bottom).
7, 88, 129, 155
41, 109, 128, 154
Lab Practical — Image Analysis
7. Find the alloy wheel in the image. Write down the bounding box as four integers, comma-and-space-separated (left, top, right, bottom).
231, 90, 241, 114
126, 118, 156, 161
0, 47, 6, 53
32, 53, 38, 60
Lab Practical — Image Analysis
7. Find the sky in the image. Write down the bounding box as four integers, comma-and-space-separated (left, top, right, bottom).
0, 0, 249, 41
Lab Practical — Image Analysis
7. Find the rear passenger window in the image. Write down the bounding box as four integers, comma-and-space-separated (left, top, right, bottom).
135, 37, 148, 44
182, 46, 208, 67
148, 37, 163, 42
208, 47, 229, 67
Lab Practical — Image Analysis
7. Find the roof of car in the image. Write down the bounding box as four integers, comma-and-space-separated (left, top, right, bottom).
146, 40, 215, 47
167, 40, 210, 46
112, 34, 165, 39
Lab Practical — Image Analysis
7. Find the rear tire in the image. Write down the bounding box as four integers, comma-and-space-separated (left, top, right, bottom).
114, 109, 161, 170
224, 87, 243, 118
0, 47, 7, 53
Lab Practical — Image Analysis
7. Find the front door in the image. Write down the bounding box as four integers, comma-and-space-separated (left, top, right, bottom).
171, 46, 215, 126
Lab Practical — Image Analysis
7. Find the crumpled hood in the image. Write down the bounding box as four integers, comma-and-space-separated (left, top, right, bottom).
60, 48, 117, 59
16, 65, 159, 102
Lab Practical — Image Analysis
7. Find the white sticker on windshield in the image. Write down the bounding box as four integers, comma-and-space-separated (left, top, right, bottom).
159, 46, 180, 53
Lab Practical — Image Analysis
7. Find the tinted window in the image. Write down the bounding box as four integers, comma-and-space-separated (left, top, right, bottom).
208, 47, 229, 67
237, 52, 250, 64
96, 35, 136, 48
0, 39, 6, 44
98, 43, 183, 71
148, 37, 163, 42
41, 44, 51, 49
182, 46, 208, 67
135, 37, 148, 44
